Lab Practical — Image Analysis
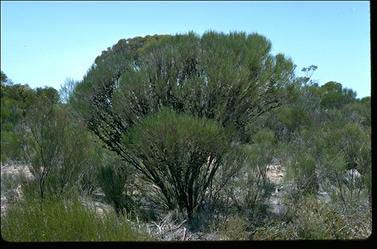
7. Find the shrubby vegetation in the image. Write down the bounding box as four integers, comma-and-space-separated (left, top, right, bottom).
0, 31, 371, 241
1, 196, 148, 241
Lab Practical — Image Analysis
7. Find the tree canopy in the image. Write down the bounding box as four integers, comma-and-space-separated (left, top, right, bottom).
73, 31, 295, 163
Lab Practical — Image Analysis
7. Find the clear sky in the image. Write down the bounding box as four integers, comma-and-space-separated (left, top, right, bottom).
1, 1, 371, 98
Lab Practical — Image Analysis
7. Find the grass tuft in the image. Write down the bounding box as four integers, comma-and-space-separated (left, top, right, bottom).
1, 197, 149, 242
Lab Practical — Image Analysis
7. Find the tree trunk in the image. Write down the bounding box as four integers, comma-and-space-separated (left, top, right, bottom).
39, 178, 45, 200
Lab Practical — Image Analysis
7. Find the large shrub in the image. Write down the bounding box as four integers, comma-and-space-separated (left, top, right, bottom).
71, 31, 295, 224
21, 90, 94, 199
72, 32, 294, 168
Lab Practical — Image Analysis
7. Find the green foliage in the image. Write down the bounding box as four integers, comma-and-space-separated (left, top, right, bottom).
71, 32, 297, 227
338, 123, 369, 171
1, 197, 147, 241
0, 82, 76, 163
1, 131, 22, 161
21, 92, 95, 199
289, 152, 318, 196
72, 31, 295, 170
283, 131, 319, 197
21, 100, 63, 199
247, 128, 276, 166
123, 108, 230, 224
45, 119, 95, 196
251, 80, 321, 142
77, 140, 107, 195
243, 129, 276, 214
342, 99, 371, 127
208, 130, 275, 230
217, 216, 249, 240
319, 81, 356, 109
97, 152, 135, 215
277, 107, 311, 137
0, 83, 36, 162
1, 71, 8, 83
253, 196, 370, 240
318, 122, 370, 173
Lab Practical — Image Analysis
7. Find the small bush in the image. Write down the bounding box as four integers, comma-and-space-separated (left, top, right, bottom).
252, 221, 291, 240
217, 216, 249, 240
123, 108, 231, 226
97, 156, 135, 216
253, 195, 371, 240
284, 135, 319, 197
1, 197, 148, 241
290, 196, 350, 239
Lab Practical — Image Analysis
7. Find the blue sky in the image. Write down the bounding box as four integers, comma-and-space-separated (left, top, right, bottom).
1, 1, 371, 98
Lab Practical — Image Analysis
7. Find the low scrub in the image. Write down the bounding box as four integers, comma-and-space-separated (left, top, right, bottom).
217, 216, 249, 240
253, 195, 371, 240
1, 197, 149, 241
